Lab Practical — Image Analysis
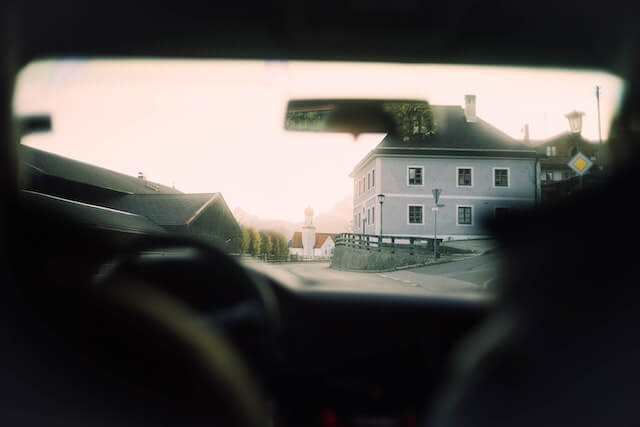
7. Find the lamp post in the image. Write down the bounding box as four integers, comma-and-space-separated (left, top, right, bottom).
566, 110, 585, 191
377, 193, 385, 249
432, 188, 441, 258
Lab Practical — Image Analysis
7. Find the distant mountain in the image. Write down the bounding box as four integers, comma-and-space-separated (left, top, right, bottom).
233, 196, 353, 240
232, 208, 301, 239
313, 197, 352, 233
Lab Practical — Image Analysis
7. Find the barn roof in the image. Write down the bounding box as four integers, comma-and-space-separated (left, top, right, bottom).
21, 145, 180, 195
20, 190, 167, 235
101, 193, 221, 226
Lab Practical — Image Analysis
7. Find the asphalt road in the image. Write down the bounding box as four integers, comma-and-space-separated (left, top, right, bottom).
267, 252, 500, 296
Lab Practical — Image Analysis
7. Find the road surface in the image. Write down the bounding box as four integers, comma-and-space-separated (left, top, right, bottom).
264, 251, 501, 296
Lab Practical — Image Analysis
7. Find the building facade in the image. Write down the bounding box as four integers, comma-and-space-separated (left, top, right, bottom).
350, 97, 541, 240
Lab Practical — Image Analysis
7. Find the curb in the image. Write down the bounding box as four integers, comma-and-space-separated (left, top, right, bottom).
330, 255, 464, 274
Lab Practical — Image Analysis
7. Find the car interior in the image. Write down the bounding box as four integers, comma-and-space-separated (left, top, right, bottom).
2, 1, 640, 427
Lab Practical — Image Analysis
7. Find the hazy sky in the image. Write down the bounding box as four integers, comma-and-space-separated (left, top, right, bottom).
14, 59, 624, 222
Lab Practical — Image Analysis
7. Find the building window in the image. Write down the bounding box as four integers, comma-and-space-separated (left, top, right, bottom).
371, 206, 375, 224
495, 207, 510, 220
408, 205, 424, 224
372, 169, 375, 187
546, 146, 557, 156
493, 168, 510, 187
367, 208, 371, 225
367, 173, 371, 190
457, 205, 473, 226
457, 167, 473, 187
407, 166, 424, 186
545, 170, 554, 181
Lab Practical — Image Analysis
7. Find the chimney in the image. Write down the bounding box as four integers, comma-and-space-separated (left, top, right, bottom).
523, 123, 530, 143
464, 94, 477, 122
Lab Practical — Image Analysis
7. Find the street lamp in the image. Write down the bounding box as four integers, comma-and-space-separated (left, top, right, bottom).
566, 110, 584, 135
377, 193, 385, 249
566, 110, 585, 191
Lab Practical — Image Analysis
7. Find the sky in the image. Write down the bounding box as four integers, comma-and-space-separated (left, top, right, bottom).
14, 59, 624, 222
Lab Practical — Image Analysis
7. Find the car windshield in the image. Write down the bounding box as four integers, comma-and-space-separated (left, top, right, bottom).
13, 59, 624, 293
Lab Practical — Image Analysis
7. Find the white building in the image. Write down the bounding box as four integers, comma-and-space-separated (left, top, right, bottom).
350, 96, 540, 240
289, 207, 337, 258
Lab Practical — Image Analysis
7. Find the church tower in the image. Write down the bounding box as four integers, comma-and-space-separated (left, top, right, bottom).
302, 206, 316, 258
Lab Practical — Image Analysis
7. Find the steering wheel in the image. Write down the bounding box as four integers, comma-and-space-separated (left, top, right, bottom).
92, 233, 279, 427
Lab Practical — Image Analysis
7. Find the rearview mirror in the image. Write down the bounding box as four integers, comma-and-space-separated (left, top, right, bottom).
17, 114, 52, 138
284, 99, 433, 138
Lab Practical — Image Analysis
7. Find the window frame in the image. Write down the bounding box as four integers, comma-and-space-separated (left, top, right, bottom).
407, 165, 425, 187
456, 204, 473, 226
456, 166, 474, 188
407, 204, 425, 225
493, 167, 511, 188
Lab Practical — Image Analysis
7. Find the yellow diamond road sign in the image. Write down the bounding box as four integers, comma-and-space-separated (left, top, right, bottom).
568, 152, 593, 175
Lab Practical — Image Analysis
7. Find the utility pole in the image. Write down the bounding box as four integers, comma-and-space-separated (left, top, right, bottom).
596, 86, 603, 170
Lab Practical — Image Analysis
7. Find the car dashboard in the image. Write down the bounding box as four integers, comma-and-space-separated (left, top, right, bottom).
245, 263, 492, 427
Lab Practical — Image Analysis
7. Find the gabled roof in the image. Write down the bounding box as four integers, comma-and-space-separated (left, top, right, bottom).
532, 133, 602, 169
291, 232, 301, 248
314, 233, 336, 248
532, 132, 599, 148
20, 190, 167, 235
291, 231, 337, 249
101, 193, 221, 226
21, 145, 180, 195
350, 105, 538, 176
